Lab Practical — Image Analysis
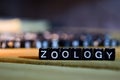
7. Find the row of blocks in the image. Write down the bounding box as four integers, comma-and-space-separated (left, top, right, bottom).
39, 48, 115, 60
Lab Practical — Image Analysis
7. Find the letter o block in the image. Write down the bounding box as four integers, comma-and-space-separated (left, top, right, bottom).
49, 48, 59, 60
82, 48, 93, 60
60, 48, 71, 60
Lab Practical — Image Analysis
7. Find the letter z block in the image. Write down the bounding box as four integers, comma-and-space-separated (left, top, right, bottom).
39, 48, 49, 60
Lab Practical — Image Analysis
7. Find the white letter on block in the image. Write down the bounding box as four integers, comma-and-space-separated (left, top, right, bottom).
84, 51, 91, 58
41, 50, 47, 58
95, 51, 102, 59
51, 51, 58, 59
74, 51, 79, 58
62, 51, 69, 58
106, 52, 112, 59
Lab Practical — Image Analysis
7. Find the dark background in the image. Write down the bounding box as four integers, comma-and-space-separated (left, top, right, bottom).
0, 0, 120, 28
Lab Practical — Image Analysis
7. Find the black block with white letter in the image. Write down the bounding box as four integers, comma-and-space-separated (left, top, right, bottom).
39, 48, 49, 60
49, 48, 60, 60
60, 48, 71, 60
104, 48, 115, 60
82, 48, 93, 60
71, 48, 81, 60
93, 49, 104, 60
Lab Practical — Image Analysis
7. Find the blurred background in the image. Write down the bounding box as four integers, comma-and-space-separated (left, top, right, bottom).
0, 0, 120, 48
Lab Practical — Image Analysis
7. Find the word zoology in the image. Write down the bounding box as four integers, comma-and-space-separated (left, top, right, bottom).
39, 48, 115, 60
